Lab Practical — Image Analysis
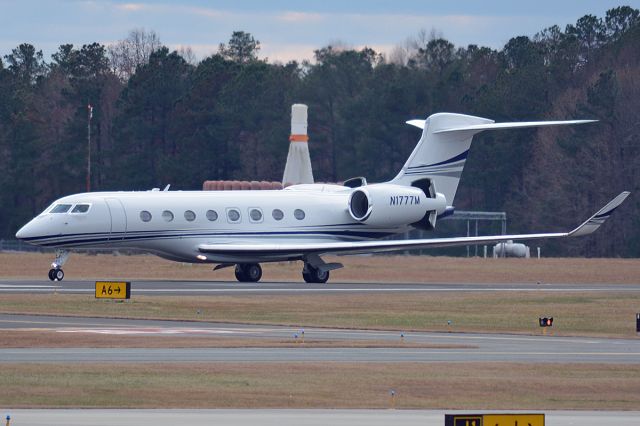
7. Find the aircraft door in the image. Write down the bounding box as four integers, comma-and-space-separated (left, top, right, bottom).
105, 198, 127, 241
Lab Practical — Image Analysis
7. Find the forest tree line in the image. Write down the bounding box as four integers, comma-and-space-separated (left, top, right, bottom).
1, 6, 639, 256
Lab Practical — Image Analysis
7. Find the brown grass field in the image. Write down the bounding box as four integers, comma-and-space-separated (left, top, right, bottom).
0, 330, 472, 349
1, 290, 639, 337
2, 252, 639, 283
2, 252, 640, 409
1, 363, 639, 409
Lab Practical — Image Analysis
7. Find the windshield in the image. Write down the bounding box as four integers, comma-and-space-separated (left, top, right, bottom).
50, 204, 72, 213
71, 204, 90, 213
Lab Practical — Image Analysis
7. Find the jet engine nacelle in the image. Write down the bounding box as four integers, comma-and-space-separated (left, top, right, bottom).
347, 184, 446, 227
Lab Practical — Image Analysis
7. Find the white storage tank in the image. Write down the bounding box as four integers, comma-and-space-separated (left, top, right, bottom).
493, 240, 530, 258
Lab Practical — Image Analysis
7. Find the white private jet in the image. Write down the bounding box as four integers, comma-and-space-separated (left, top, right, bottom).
16, 113, 630, 283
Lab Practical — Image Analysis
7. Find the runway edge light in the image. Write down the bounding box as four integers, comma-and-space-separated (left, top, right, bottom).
539, 317, 553, 327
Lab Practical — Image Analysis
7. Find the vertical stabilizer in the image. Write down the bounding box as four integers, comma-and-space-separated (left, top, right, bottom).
391, 113, 493, 203
282, 104, 314, 185
391, 113, 596, 204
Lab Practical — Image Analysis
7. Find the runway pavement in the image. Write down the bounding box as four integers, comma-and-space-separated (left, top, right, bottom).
2, 313, 640, 363
2, 279, 640, 295
3, 409, 640, 426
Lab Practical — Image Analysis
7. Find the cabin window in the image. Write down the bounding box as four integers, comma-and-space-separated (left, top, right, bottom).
206, 210, 218, 221
294, 209, 306, 220
184, 210, 196, 222
70, 204, 90, 213
227, 208, 241, 223
272, 209, 284, 221
140, 211, 152, 222
51, 204, 72, 214
162, 210, 174, 222
249, 208, 263, 223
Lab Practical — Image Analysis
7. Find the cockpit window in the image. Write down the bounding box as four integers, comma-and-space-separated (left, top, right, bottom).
50, 204, 72, 213
71, 204, 90, 213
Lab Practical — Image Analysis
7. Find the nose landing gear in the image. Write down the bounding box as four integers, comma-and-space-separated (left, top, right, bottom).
48, 268, 64, 281
48, 250, 69, 281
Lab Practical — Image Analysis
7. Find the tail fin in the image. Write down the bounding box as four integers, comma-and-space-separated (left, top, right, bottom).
390, 112, 596, 204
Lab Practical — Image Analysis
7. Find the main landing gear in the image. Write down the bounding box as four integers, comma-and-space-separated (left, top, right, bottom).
301, 254, 343, 284
48, 249, 69, 281
302, 264, 330, 284
219, 255, 344, 284
234, 263, 262, 282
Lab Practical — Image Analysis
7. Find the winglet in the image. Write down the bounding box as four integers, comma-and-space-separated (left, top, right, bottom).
569, 191, 631, 237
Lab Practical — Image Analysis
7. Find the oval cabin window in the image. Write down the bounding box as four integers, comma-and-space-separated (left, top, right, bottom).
162, 210, 174, 222
272, 209, 284, 221
206, 210, 218, 221
249, 208, 263, 222
227, 209, 240, 222
140, 211, 152, 222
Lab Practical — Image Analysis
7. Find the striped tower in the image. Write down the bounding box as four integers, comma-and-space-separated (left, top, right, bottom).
282, 104, 314, 186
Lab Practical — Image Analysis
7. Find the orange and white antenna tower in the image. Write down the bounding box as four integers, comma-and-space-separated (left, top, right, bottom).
282, 104, 314, 185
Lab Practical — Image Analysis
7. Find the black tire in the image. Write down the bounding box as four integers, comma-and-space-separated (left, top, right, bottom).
302, 270, 313, 283
48, 269, 56, 281
235, 264, 262, 282
314, 269, 329, 284
234, 265, 247, 282
303, 265, 330, 284
54, 269, 64, 281
244, 264, 262, 282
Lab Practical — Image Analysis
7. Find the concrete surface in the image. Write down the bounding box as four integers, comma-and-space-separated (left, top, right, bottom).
2, 409, 639, 426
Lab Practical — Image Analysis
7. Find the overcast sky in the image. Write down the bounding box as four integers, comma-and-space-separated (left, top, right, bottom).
2, 0, 639, 63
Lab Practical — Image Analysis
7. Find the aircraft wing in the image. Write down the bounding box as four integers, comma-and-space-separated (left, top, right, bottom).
198, 192, 629, 257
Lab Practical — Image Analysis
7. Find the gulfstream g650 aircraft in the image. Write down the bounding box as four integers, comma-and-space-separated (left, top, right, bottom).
16, 113, 629, 283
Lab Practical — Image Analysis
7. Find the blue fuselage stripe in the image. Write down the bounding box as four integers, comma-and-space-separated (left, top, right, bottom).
25, 229, 396, 248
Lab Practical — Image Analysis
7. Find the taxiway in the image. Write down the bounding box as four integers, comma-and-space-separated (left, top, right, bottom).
3, 409, 640, 426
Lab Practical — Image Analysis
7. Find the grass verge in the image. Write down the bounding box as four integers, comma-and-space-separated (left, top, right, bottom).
2, 252, 640, 283
1, 363, 639, 409
1, 291, 639, 337
0, 331, 472, 349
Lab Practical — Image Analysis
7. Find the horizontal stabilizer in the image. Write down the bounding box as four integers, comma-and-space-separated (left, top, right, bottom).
434, 119, 598, 134
198, 192, 629, 257
406, 119, 597, 133
406, 119, 427, 129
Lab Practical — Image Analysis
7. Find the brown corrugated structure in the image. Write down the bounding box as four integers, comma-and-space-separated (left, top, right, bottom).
203, 180, 284, 191
202, 180, 344, 190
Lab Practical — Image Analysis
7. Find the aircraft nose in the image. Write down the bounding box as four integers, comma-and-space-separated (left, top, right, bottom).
15, 222, 34, 240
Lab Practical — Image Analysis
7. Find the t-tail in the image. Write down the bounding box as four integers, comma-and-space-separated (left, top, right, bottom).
390, 112, 597, 207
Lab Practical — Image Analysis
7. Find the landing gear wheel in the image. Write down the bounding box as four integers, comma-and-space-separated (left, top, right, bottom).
303, 265, 329, 284
49, 250, 70, 281
49, 268, 64, 281
234, 265, 247, 282
234, 263, 262, 283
